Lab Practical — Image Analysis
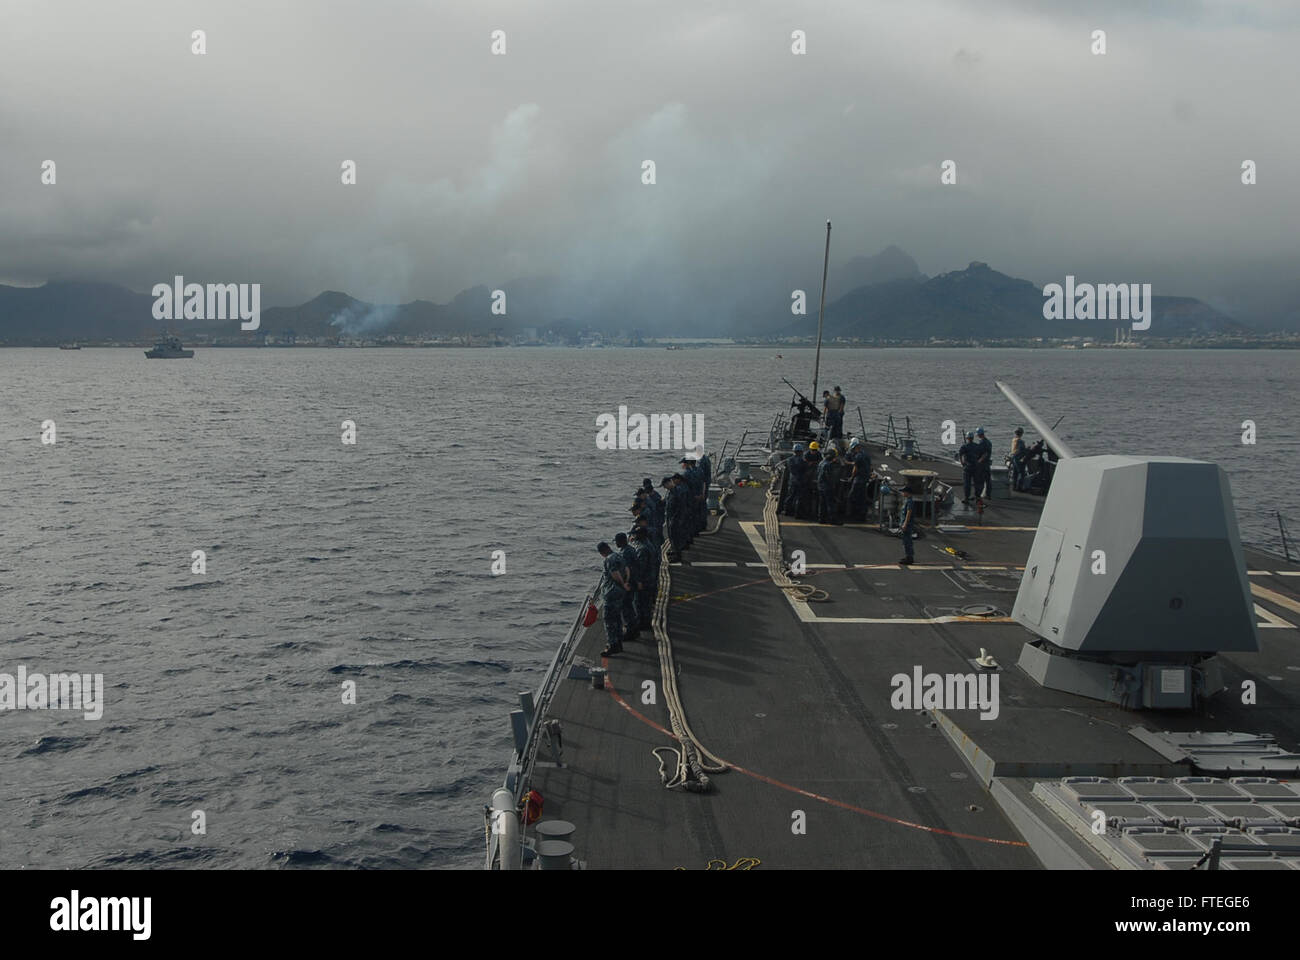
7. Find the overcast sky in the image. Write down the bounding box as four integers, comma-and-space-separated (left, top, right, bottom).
2, 0, 1297, 321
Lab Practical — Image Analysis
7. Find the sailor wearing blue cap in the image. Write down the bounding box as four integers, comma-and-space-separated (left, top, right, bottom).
959, 431, 977, 502
613, 532, 642, 640
898, 482, 917, 565
630, 527, 658, 629
641, 478, 664, 530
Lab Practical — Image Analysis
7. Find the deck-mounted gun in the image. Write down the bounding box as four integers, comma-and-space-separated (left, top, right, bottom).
782, 376, 822, 441
996, 380, 1258, 709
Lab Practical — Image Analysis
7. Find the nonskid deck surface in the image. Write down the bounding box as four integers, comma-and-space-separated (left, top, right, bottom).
530, 452, 1300, 869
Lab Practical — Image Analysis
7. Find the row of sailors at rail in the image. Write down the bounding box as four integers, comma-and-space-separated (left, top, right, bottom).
594, 448, 711, 657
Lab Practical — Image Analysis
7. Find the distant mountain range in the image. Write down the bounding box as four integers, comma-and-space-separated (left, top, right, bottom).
801, 261, 1243, 340
0, 249, 1250, 344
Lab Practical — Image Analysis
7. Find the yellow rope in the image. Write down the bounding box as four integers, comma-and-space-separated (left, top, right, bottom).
674, 858, 762, 871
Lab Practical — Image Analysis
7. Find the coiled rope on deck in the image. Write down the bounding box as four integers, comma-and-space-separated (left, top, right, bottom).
762, 466, 830, 602
650, 518, 729, 792
698, 482, 733, 536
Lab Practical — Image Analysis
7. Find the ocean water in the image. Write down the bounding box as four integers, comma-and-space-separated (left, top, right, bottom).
1, 346, 1297, 869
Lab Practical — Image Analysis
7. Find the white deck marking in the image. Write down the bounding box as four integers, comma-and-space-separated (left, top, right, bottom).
736, 521, 1014, 626
809, 614, 1014, 624
1255, 604, 1295, 629
775, 522, 869, 527
1247, 570, 1271, 575
1251, 583, 1300, 617
1277, 571, 1300, 577
738, 520, 771, 555
689, 561, 740, 567
940, 569, 969, 593
775, 521, 1038, 532
837, 562, 1023, 571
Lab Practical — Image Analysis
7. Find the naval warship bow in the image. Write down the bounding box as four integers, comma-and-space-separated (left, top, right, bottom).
485, 228, 1300, 871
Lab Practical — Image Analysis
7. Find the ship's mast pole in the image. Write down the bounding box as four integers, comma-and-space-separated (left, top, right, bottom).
812, 220, 831, 401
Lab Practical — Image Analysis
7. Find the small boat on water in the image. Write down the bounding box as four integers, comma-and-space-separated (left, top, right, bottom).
58, 343, 81, 350
144, 333, 194, 359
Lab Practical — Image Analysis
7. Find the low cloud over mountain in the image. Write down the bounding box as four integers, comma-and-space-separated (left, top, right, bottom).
0, 249, 1244, 343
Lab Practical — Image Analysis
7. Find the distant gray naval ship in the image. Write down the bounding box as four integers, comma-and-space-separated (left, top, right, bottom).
144, 333, 194, 358
485, 226, 1300, 871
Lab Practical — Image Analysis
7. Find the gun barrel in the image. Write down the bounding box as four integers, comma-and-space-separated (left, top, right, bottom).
994, 380, 1077, 459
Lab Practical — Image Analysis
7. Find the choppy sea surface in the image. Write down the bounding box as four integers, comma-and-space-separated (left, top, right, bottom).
1, 346, 1297, 868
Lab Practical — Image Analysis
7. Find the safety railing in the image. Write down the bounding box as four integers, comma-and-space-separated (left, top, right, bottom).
767, 404, 949, 463
1242, 510, 1297, 563
846, 409, 940, 460
485, 583, 596, 869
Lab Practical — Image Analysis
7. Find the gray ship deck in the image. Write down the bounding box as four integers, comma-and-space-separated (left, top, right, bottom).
527, 449, 1300, 869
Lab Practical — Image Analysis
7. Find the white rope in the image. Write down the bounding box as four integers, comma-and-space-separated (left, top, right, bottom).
699, 483, 733, 536
763, 467, 830, 602
649, 489, 729, 791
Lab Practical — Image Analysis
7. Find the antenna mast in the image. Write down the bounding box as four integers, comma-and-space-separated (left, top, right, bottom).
812, 220, 831, 401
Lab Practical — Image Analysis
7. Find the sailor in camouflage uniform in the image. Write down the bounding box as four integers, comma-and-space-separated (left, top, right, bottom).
596, 541, 630, 655
631, 526, 658, 630
678, 456, 704, 543
817, 447, 843, 525
662, 474, 687, 561
613, 532, 641, 640
641, 477, 663, 526
781, 443, 808, 517
801, 442, 823, 520
694, 448, 712, 533
846, 438, 873, 521
631, 499, 658, 551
